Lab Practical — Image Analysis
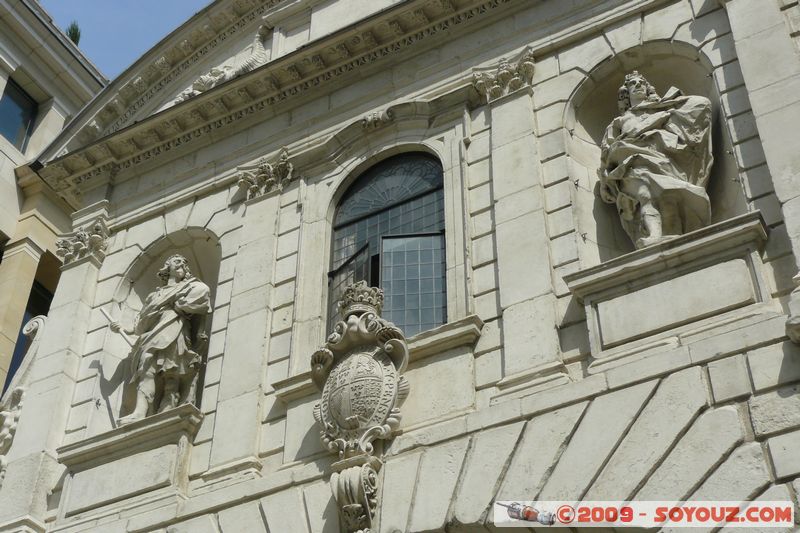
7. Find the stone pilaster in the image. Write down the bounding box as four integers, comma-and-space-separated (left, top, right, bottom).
475, 51, 562, 380
205, 191, 279, 479
719, 0, 800, 337
0, 202, 109, 530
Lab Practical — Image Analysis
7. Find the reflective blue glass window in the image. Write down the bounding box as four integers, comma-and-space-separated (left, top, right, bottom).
0, 79, 37, 152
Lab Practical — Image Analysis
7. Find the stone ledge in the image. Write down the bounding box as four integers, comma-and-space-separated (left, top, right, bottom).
407, 314, 484, 362
564, 212, 770, 356
272, 371, 316, 403
565, 212, 767, 299
564, 211, 767, 299
0, 516, 46, 533
273, 315, 484, 402
56, 405, 203, 518
57, 404, 203, 470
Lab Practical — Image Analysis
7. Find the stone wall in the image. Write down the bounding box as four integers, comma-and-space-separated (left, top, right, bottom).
2, 0, 800, 531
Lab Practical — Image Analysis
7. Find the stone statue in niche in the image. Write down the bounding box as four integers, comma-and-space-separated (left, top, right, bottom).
598, 71, 714, 248
110, 254, 211, 425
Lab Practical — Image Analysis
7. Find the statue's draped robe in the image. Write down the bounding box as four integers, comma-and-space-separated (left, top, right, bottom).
599, 87, 714, 242
129, 277, 211, 381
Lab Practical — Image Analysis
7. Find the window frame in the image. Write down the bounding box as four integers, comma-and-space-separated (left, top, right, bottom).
327, 152, 448, 336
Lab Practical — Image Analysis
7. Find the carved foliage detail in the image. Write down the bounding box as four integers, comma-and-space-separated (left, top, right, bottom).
55, 218, 109, 266
473, 49, 535, 102
235, 147, 295, 200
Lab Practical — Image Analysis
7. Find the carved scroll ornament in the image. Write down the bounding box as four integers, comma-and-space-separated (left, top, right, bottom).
310, 281, 410, 532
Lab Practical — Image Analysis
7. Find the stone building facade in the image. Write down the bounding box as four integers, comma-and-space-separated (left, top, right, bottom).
1, 0, 800, 531
0, 0, 106, 390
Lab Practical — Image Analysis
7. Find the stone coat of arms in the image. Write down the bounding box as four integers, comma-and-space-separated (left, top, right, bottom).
310, 281, 410, 532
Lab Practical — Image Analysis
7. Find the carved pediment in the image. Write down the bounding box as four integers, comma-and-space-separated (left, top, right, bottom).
35, 0, 520, 207
39, 0, 285, 165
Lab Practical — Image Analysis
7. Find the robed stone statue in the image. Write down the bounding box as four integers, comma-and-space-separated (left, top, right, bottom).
599, 71, 714, 248
112, 254, 211, 425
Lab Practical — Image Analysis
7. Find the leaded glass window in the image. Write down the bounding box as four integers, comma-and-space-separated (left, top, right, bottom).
329, 153, 446, 336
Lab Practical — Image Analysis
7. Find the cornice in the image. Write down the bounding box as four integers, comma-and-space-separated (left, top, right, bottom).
38, 0, 284, 163
37, 0, 519, 207
100, 0, 285, 138
103, 93, 470, 231
38, 0, 675, 210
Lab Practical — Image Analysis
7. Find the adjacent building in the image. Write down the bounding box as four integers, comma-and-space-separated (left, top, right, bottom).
0, 0, 106, 391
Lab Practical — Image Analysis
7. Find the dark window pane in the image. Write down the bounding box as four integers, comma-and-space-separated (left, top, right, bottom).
0, 79, 37, 152
327, 245, 370, 329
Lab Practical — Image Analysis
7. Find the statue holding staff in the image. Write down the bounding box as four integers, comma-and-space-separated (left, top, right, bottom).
598, 71, 714, 248
109, 254, 211, 425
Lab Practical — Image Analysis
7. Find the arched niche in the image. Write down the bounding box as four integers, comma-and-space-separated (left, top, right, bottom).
565, 41, 747, 263
102, 228, 221, 426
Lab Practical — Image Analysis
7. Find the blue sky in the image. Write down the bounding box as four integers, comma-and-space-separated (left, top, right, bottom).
40, 0, 212, 81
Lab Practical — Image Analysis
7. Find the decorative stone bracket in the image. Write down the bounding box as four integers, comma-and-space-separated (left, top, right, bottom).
310, 281, 410, 532
235, 147, 296, 201
472, 47, 535, 103
55, 217, 109, 267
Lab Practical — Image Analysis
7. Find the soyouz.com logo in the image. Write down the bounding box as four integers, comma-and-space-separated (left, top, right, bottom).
493, 501, 794, 528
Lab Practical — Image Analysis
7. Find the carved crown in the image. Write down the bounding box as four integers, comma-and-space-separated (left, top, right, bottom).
338, 281, 384, 318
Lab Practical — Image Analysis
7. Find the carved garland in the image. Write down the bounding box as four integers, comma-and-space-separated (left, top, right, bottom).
310, 281, 410, 532
472, 48, 535, 103
55, 217, 109, 266
235, 147, 295, 200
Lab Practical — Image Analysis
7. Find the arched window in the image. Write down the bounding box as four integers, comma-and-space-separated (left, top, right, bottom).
329, 152, 446, 337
